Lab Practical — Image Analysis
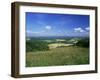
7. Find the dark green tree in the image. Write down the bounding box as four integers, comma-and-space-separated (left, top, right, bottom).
26, 40, 49, 52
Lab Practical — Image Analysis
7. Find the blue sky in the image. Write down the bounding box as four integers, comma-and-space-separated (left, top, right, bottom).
26, 12, 90, 37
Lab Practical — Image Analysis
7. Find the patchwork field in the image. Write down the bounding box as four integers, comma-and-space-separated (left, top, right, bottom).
26, 46, 89, 67
48, 43, 73, 49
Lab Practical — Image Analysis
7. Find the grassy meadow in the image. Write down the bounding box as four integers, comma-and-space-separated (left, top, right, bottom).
26, 46, 89, 67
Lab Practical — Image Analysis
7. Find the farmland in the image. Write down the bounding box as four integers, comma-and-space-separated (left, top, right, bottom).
48, 43, 73, 49
26, 37, 89, 67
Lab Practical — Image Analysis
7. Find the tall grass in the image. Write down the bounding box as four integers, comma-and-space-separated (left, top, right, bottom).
26, 46, 89, 67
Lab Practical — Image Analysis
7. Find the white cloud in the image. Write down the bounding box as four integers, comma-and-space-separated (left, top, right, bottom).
26, 30, 44, 34
26, 30, 34, 34
58, 30, 62, 33
85, 27, 90, 31
37, 21, 45, 25
45, 26, 51, 30
74, 27, 85, 33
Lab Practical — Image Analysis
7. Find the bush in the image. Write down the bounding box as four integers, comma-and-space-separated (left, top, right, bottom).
76, 38, 89, 48
26, 40, 49, 52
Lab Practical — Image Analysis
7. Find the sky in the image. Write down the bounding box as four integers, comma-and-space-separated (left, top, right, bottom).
26, 12, 90, 37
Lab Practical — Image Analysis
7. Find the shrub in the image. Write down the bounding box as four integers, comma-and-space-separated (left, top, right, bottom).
26, 40, 49, 52
76, 38, 89, 48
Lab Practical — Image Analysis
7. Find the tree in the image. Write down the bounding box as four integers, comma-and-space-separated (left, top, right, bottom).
26, 40, 49, 52
76, 38, 89, 48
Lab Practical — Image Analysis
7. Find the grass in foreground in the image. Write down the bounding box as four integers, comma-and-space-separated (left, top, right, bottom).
26, 46, 89, 67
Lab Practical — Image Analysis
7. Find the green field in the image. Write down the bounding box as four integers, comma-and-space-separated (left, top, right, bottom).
26, 46, 89, 67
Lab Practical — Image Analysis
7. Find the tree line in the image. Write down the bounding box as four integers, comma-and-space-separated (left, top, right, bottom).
26, 38, 89, 52
26, 40, 49, 52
